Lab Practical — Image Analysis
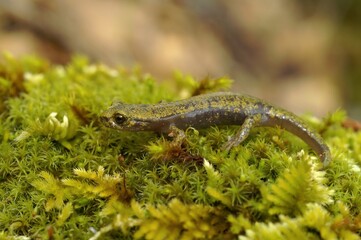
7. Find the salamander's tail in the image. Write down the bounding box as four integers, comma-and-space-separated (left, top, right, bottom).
261, 113, 331, 168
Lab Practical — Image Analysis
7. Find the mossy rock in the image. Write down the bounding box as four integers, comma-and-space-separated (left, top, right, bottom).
0, 54, 360, 239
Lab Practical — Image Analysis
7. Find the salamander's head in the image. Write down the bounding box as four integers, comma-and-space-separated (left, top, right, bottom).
100, 102, 154, 131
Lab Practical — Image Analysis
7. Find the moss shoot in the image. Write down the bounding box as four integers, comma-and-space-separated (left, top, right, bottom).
0, 54, 360, 239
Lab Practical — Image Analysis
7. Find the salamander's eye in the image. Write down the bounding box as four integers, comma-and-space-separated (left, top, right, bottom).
113, 113, 126, 125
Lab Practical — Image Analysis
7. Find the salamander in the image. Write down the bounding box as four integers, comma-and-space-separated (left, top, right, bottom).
100, 92, 331, 167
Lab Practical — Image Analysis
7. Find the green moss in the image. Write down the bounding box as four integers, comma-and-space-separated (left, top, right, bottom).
0, 54, 360, 239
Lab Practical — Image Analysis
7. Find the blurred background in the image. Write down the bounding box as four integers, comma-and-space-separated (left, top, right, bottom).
0, 0, 360, 119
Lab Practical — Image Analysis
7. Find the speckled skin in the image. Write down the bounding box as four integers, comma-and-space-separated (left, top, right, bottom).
100, 92, 331, 167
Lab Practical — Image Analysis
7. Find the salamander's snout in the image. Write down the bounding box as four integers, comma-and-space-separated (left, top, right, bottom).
99, 116, 109, 124
99, 114, 119, 129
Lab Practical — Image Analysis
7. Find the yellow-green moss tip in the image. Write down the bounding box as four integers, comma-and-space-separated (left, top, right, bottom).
0, 54, 360, 239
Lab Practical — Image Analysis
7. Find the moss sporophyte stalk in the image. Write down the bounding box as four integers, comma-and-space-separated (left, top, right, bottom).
1, 54, 360, 239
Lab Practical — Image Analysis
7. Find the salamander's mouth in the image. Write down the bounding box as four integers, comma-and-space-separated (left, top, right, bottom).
99, 116, 107, 124
109, 120, 118, 128
99, 116, 116, 128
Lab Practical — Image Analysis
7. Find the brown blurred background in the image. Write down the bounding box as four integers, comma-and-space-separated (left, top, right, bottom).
0, 0, 360, 119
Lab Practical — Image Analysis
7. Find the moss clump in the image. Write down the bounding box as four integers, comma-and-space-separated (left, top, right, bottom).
0, 54, 360, 239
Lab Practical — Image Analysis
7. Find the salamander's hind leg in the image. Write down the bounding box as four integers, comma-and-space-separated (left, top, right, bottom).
222, 116, 256, 151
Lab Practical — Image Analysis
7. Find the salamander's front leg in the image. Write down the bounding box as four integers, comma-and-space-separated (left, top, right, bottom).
167, 125, 186, 143
222, 116, 256, 151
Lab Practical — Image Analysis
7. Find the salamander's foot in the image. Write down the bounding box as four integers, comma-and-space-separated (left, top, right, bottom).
221, 116, 255, 151
222, 138, 236, 151
168, 125, 186, 143
221, 133, 247, 151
